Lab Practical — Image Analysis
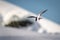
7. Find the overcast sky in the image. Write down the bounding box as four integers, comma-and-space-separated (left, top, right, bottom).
5, 0, 60, 24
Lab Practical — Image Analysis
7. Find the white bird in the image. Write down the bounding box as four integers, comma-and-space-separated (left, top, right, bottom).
27, 9, 47, 21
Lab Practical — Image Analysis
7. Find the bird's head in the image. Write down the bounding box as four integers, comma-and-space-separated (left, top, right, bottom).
38, 18, 42, 20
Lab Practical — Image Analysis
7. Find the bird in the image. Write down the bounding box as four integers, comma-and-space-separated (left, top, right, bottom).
27, 9, 48, 21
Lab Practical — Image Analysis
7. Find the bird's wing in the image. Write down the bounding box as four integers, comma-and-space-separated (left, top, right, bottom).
38, 9, 48, 16
27, 16, 36, 18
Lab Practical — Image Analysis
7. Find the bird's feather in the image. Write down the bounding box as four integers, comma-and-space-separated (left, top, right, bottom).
27, 16, 36, 18
39, 9, 48, 16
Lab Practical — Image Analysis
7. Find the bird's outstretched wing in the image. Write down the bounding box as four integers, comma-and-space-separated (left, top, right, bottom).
27, 16, 36, 18
27, 16, 37, 21
39, 9, 48, 16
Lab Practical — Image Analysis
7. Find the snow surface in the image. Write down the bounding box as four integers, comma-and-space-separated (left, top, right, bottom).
0, 26, 60, 40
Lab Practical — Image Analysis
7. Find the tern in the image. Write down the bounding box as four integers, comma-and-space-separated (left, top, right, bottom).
27, 9, 47, 21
